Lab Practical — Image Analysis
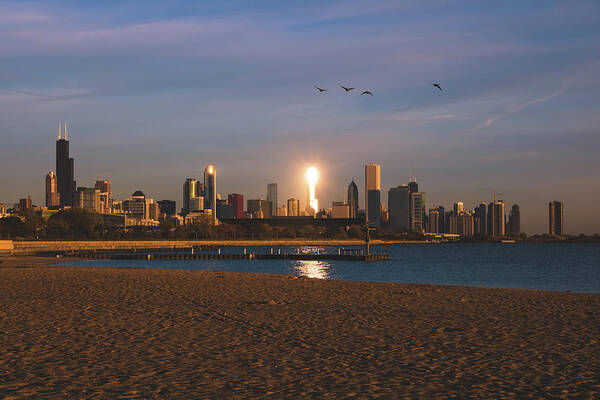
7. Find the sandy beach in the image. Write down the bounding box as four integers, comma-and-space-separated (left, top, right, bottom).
1, 256, 598, 398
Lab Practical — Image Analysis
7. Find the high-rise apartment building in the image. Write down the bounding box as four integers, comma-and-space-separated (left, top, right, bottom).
45, 171, 60, 207
458, 214, 474, 237
56, 122, 76, 206
19, 196, 33, 212
247, 199, 271, 219
508, 204, 521, 236
347, 180, 359, 219
365, 163, 381, 226
267, 183, 277, 215
549, 201, 564, 236
428, 209, 440, 233
436, 206, 446, 233
228, 194, 244, 219
94, 180, 112, 213
388, 185, 410, 232
475, 203, 487, 236
277, 205, 287, 216
287, 198, 300, 217
204, 165, 216, 223
73, 187, 101, 213
488, 200, 506, 236
410, 192, 426, 232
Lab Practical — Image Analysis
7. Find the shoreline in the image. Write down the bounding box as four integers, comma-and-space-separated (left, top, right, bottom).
3, 255, 598, 295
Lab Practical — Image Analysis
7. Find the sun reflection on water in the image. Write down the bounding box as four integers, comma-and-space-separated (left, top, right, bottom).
293, 260, 332, 279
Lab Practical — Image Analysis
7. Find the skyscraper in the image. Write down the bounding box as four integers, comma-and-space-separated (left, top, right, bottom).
428, 209, 440, 233
287, 198, 300, 217
549, 201, 564, 236
56, 122, 76, 206
267, 183, 277, 216
95, 180, 112, 214
204, 165, 216, 223
453, 202, 464, 216
488, 200, 506, 236
347, 180, 359, 219
45, 171, 60, 207
410, 192, 426, 232
183, 178, 199, 215
73, 187, 101, 213
365, 163, 381, 226
475, 203, 487, 236
436, 206, 446, 233
388, 185, 410, 232
228, 194, 244, 219
508, 204, 521, 236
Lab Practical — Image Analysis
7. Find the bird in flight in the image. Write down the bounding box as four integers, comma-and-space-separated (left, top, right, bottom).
314, 85, 328, 93
361, 90, 373, 96
432, 83, 442, 91
340, 85, 354, 92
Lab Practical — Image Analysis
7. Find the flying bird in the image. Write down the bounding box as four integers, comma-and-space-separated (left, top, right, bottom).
361, 90, 373, 96
340, 85, 354, 92
432, 83, 442, 91
314, 85, 328, 93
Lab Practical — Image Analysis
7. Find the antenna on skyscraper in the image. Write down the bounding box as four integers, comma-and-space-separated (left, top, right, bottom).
58, 121, 62, 139
64, 123, 68, 140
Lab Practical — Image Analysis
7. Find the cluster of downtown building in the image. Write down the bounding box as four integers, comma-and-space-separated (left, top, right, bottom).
1, 125, 565, 237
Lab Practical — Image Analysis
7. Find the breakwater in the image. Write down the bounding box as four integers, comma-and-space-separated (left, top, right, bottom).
62, 251, 390, 262
1, 239, 394, 255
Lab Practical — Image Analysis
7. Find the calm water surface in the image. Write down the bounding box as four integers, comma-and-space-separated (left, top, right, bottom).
58, 243, 600, 293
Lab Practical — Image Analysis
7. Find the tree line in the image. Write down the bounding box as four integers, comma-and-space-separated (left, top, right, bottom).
0, 208, 425, 241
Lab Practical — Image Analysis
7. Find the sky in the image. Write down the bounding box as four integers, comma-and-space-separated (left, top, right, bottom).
0, 0, 599, 234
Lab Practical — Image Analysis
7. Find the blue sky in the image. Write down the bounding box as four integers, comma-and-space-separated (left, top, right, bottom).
1, 0, 599, 233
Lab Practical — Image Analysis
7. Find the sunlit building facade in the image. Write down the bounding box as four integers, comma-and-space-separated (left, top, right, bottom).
287, 198, 300, 217
45, 171, 60, 207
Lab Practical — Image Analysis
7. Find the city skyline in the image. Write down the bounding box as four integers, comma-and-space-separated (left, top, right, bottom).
0, 1, 599, 233
0, 127, 556, 237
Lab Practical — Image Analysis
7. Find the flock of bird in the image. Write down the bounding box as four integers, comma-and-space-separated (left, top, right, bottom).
314, 83, 443, 95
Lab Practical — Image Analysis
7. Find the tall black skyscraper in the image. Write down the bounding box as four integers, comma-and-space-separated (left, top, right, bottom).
56, 122, 76, 207
347, 179, 359, 219
508, 204, 521, 236
388, 185, 410, 232
475, 203, 487, 236
549, 201, 563, 236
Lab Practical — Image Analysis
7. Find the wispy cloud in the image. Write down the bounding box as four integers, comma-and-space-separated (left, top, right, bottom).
479, 91, 562, 128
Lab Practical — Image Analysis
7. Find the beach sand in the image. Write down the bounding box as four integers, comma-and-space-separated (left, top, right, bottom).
1, 257, 598, 398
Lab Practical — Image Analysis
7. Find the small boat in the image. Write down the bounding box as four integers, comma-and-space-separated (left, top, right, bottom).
501, 240, 516, 243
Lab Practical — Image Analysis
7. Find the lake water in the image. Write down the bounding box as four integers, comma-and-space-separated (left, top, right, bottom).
58, 243, 600, 293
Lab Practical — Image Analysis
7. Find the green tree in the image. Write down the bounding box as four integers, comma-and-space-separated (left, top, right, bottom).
46, 208, 104, 240
0, 216, 28, 239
